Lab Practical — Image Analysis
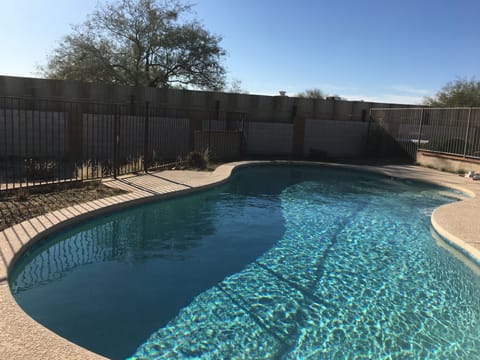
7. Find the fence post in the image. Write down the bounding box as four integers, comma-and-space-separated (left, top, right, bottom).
1, 97, 6, 190
240, 112, 248, 156
463, 107, 472, 158
144, 101, 150, 172
113, 104, 119, 178
416, 108, 425, 158
365, 108, 373, 156
209, 100, 219, 151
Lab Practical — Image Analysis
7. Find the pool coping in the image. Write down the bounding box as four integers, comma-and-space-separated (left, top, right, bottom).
1, 160, 480, 359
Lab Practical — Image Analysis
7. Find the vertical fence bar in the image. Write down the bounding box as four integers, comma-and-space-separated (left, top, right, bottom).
101, 106, 106, 178
17, 99, 23, 189
73, 102, 79, 182
473, 109, 480, 157
446, 109, 452, 154
40, 102, 45, 184
240, 112, 247, 156
2, 97, 7, 190
32, 100, 38, 186
49, 101, 54, 182
144, 101, 150, 172
113, 104, 119, 178
127, 108, 132, 173
416, 108, 424, 159
24, 99, 30, 188
121, 107, 127, 174
78, 103, 84, 182
119, 106, 125, 175
103, 107, 108, 177
365, 108, 373, 157
62, 101, 67, 184
71, 101, 77, 183
444, 109, 451, 154
433, 108, 441, 152
86, 107, 91, 179
57, 102, 61, 183
463, 107, 472, 157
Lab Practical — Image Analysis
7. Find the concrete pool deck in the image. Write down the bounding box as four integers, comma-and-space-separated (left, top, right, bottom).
1, 161, 480, 359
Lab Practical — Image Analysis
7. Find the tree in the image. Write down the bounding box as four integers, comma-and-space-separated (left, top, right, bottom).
424, 78, 480, 107
43, 0, 226, 90
227, 78, 249, 94
296, 88, 325, 99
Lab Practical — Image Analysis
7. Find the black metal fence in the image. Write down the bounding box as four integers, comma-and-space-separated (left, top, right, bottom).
0, 97, 247, 191
195, 109, 248, 160
368, 107, 480, 162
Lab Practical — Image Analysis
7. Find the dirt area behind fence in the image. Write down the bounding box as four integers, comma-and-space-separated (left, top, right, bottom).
0, 182, 128, 232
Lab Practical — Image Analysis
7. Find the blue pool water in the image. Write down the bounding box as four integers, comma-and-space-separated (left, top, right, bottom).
9, 166, 480, 359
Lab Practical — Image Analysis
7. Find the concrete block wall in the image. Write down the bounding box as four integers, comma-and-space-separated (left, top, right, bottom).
303, 119, 369, 158
0, 76, 412, 124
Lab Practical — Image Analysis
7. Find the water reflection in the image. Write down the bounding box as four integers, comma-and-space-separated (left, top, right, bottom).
12, 194, 220, 292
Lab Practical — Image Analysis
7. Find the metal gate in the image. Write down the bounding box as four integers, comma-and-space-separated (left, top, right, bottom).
194, 105, 248, 160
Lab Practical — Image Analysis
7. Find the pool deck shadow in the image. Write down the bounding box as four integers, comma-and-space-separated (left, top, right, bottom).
1, 161, 480, 359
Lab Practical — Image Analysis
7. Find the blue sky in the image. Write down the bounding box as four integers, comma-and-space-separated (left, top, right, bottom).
0, 0, 478, 104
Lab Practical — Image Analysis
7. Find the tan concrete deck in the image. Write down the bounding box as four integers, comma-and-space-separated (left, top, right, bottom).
1, 161, 480, 359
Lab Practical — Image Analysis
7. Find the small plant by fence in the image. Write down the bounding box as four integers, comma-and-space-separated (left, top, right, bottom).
0, 97, 247, 191
369, 107, 480, 161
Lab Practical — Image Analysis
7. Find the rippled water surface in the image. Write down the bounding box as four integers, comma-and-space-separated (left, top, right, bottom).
9, 166, 480, 359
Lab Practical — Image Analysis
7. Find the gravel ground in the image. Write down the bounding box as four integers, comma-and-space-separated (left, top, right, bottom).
0, 181, 127, 232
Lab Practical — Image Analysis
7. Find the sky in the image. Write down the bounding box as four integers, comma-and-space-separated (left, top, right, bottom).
0, 0, 479, 104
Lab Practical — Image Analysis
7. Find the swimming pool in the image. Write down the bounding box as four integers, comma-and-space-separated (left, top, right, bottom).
9, 165, 480, 359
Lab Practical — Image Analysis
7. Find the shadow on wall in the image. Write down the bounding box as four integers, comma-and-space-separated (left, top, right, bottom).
366, 123, 415, 162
